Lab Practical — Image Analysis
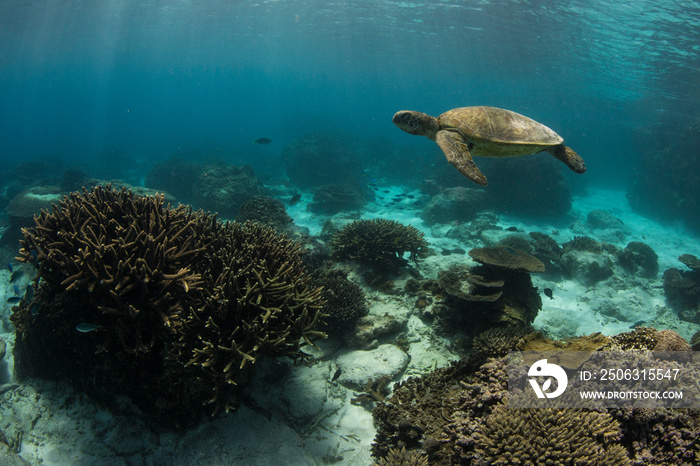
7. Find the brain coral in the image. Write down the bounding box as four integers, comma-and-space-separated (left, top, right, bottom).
11, 185, 325, 427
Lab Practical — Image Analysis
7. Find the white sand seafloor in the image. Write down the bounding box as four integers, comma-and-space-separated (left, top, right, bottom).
0, 186, 699, 465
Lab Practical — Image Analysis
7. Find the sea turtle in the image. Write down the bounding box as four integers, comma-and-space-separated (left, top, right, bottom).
392, 106, 586, 186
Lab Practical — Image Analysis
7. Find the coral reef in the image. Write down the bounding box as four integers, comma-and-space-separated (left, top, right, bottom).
469, 246, 545, 273
329, 219, 430, 271
470, 325, 534, 359
193, 164, 263, 218
420, 187, 486, 225
528, 231, 563, 274
145, 157, 204, 204
372, 328, 697, 465
434, 247, 543, 342
587, 208, 626, 230
373, 446, 429, 466
11, 186, 325, 427
281, 132, 363, 189
663, 254, 700, 320
560, 236, 615, 285
618, 241, 659, 278
473, 406, 630, 465
308, 184, 370, 215
236, 195, 293, 231
605, 327, 691, 352
312, 270, 368, 335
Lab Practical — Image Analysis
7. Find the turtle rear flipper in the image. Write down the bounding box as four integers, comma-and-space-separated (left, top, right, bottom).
546, 145, 586, 174
436, 130, 488, 186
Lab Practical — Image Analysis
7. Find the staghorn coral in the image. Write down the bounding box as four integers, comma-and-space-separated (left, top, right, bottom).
236, 195, 293, 231
11, 185, 325, 427
329, 219, 430, 271
373, 446, 430, 466
470, 325, 534, 359
473, 406, 630, 465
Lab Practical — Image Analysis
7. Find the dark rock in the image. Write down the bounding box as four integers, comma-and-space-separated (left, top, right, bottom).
420, 186, 486, 225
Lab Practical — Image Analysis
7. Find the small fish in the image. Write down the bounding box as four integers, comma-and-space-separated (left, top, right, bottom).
392, 197, 403, 202
254, 138, 272, 145
383, 190, 390, 193
368, 178, 377, 183
7, 296, 21, 304
331, 367, 342, 382
9, 270, 24, 283
7, 263, 13, 273
30, 303, 40, 316
506, 226, 519, 232
629, 320, 647, 328
406, 195, 415, 199
76, 323, 101, 333
30, 250, 38, 264
289, 194, 302, 205
12, 284, 20, 295
543, 288, 554, 299
25, 284, 34, 300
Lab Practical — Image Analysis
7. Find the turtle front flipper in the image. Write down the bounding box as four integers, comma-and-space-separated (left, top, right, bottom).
436, 130, 488, 186
546, 145, 586, 174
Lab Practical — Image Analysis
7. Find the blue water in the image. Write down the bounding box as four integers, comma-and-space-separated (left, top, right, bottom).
0, 0, 698, 186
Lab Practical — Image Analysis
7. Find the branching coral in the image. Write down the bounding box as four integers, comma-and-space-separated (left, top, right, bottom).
11, 185, 325, 427
373, 328, 697, 465
313, 270, 368, 334
329, 219, 430, 270
474, 406, 630, 465
373, 446, 430, 466
470, 325, 533, 359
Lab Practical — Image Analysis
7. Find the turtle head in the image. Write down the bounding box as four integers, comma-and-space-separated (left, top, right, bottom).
393, 111, 440, 139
